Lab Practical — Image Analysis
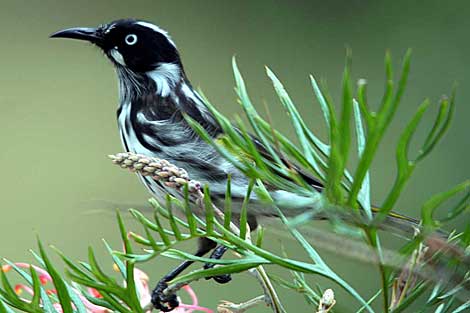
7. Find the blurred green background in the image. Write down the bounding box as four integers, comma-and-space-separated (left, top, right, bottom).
0, 0, 469, 311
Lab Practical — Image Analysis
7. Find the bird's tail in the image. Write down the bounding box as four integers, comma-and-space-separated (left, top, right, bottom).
372, 207, 422, 236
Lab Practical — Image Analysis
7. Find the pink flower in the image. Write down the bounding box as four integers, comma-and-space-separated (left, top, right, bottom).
2, 262, 212, 313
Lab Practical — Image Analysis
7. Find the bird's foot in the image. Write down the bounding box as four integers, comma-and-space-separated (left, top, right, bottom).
203, 245, 232, 284
203, 262, 232, 284
151, 280, 179, 312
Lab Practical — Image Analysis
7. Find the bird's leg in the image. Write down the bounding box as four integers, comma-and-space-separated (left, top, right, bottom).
201, 213, 259, 284
151, 237, 216, 312
204, 245, 232, 284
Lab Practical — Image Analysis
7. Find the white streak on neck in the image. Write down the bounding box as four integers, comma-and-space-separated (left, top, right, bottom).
180, 83, 217, 127
181, 83, 204, 107
147, 63, 181, 97
110, 47, 126, 66
136, 21, 176, 47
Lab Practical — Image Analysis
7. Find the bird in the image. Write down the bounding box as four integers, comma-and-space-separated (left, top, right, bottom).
50, 18, 421, 311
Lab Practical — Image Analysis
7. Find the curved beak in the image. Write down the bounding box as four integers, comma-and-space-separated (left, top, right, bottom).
50, 27, 103, 45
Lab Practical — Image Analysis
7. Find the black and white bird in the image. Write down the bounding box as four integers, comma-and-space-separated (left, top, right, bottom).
51, 19, 277, 311
50, 18, 420, 311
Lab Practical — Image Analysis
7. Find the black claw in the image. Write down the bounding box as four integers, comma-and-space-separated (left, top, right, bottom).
203, 245, 232, 284
212, 273, 232, 284
151, 238, 219, 311
203, 262, 232, 284
151, 280, 179, 312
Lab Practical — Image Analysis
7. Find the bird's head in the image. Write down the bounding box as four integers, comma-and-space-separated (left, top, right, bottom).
51, 19, 181, 73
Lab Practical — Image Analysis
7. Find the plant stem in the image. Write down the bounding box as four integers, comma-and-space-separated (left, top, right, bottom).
365, 229, 389, 313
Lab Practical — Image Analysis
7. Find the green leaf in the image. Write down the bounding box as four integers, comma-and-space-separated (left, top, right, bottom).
2, 260, 33, 285
78, 293, 111, 310
441, 190, 470, 222
0, 299, 15, 313
67, 272, 130, 312
239, 179, 255, 239
129, 208, 171, 236
182, 184, 198, 235
37, 239, 74, 313
0, 299, 9, 312
170, 259, 266, 285
116, 211, 133, 254
353, 99, 372, 218
165, 195, 183, 241
349, 50, 412, 207
452, 300, 470, 313
256, 226, 265, 248
150, 197, 192, 230
131, 217, 162, 253
337, 50, 353, 183
87, 247, 116, 286
153, 209, 171, 247
418, 88, 456, 161
277, 207, 373, 312
266, 67, 324, 178
127, 231, 154, 248
224, 175, 233, 230
2, 261, 59, 313
51, 247, 94, 281
389, 49, 412, 125
117, 252, 156, 263
29, 267, 42, 308
232, 58, 286, 168
421, 180, 470, 228
0, 268, 25, 310
378, 99, 430, 219
124, 260, 141, 311
163, 249, 264, 264
322, 86, 341, 203
203, 185, 215, 235
310, 75, 331, 135
64, 285, 87, 313
103, 240, 126, 278
186, 115, 247, 174
356, 289, 382, 313
356, 78, 372, 127
29, 251, 46, 269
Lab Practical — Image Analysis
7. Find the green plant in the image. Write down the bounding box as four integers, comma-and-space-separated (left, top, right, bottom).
1, 52, 469, 313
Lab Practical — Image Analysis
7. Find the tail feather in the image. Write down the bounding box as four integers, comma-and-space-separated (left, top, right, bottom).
372, 206, 422, 236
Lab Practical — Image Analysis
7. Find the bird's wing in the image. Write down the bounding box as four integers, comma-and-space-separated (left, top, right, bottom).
213, 129, 324, 191
249, 134, 324, 190
213, 129, 423, 231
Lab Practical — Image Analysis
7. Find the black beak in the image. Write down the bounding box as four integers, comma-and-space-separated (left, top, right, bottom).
50, 27, 103, 45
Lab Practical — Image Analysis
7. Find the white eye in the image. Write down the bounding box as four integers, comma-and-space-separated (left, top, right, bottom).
125, 34, 138, 45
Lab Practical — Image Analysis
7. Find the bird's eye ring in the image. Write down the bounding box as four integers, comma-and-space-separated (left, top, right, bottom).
125, 34, 138, 45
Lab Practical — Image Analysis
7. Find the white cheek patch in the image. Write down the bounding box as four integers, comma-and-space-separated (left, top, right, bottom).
110, 48, 126, 66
